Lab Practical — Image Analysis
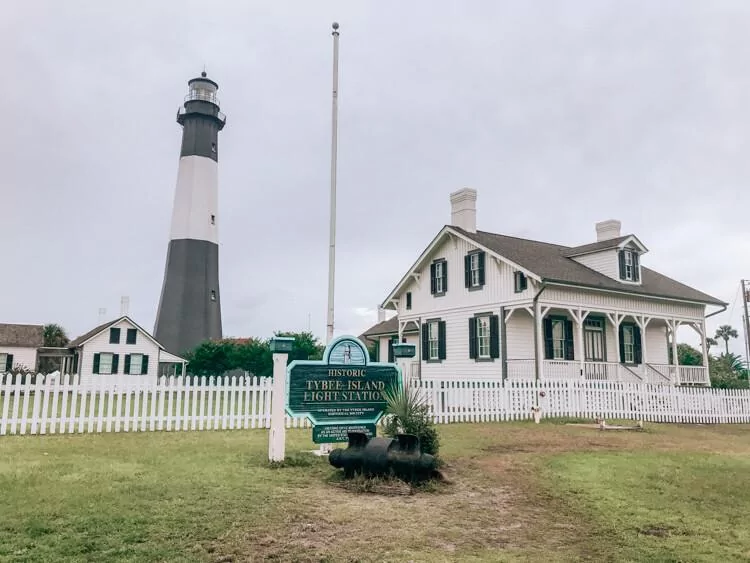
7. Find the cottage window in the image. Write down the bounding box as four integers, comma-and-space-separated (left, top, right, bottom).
584, 317, 605, 362
514, 271, 528, 293
99, 353, 114, 375
622, 325, 635, 363
109, 328, 120, 344
130, 354, 143, 375
434, 262, 444, 294
126, 328, 137, 345
476, 316, 490, 358
551, 319, 566, 359
470, 253, 480, 287
618, 249, 640, 282
0, 353, 8, 372
406, 292, 412, 310
428, 321, 439, 360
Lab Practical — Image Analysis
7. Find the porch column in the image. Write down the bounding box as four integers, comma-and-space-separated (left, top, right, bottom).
535, 300, 544, 381
607, 312, 623, 381
669, 319, 681, 384
699, 320, 710, 386
577, 311, 585, 380
636, 316, 652, 368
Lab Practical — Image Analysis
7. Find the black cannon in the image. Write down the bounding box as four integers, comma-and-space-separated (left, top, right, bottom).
329, 432, 440, 482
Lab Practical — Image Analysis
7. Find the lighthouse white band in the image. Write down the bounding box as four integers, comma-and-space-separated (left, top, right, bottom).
169, 155, 219, 243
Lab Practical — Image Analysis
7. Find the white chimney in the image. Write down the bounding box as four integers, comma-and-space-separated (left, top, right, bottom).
121, 296, 130, 316
450, 188, 477, 233
595, 219, 621, 242
377, 306, 386, 323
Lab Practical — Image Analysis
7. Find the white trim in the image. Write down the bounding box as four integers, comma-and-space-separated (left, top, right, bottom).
381, 226, 542, 309
72, 316, 165, 350
544, 282, 723, 309
617, 235, 648, 253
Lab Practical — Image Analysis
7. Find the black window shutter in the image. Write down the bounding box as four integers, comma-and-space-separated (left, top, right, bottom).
489, 314, 500, 358
124, 354, 131, 375
522, 273, 528, 291
441, 261, 448, 292
464, 255, 471, 288
438, 321, 447, 359
421, 323, 429, 359
112, 354, 119, 374
126, 328, 137, 344
5, 354, 13, 371
142, 355, 149, 375
564, 319, 574, 361
618, 324, 625, 363
633, 253, 640, 282
478, 252, 486, 286
430, 263, 437, 294
618, 251, 626, 279
93, 353, 100, 374
72, 354, 78, 374
543, 318, 553, 359
634, 325, 642, 364
388, 338, 394, 363
406, 292, 412, 309
468, 318, 477, 359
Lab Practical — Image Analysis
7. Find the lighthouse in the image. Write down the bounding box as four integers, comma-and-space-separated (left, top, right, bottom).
154, 71, 226, 356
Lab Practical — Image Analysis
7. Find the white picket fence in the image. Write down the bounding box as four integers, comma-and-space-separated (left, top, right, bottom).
1, 373, 749, 436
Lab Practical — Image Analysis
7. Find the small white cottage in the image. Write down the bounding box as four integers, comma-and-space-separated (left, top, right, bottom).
67, 316, 187, 382
0, 323, 44, 373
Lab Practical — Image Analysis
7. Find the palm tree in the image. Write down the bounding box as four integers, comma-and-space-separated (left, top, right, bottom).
706, 337, 718, 353
714, 325, 738, 355
43, 323, 69, 347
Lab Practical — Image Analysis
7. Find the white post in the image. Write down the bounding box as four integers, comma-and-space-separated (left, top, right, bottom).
268, 351, 288, 462
576, 310, 585, 380
325, 22, 341, 345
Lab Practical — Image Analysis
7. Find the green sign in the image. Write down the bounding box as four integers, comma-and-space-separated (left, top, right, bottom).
286, 335, 401, 443
312, 423, 376, 444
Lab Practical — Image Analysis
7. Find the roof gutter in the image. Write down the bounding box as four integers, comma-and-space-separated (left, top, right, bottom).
532, 282, 548, 381
705, 303, 728, 319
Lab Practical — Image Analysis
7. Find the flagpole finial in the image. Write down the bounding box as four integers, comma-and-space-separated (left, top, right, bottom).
332, 21, 340, 34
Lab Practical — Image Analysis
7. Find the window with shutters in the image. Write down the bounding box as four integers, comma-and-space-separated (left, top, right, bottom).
551, 319, 566, 359
428, 321, 439, 360
515, 271, 528, 292
476, 316, 490, 358
99, 353, 114, 375
109, 328, 120, 344
434, 261, 445, 294
130, 353, 143, 375
470, 253, 480, 287
622, 325, 635, 363
619, 249, 640, 282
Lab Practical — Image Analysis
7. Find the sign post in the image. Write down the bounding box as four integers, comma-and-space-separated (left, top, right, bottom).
268, 336, 294, 462
286, 335, 401, 449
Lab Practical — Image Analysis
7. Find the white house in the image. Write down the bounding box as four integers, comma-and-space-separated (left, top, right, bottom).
0, 323, 44, 373
365, 188, 726, 386
67, 316, 187, 383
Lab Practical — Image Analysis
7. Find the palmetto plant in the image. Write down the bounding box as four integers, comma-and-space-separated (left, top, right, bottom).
381, 382, 440, 456
714, 325, 739, 355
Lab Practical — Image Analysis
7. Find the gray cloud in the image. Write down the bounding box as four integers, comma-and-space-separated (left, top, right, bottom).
2, 1, 749, 356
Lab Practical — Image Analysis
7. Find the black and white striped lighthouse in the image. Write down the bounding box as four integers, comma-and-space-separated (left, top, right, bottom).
154, 71, 226, 356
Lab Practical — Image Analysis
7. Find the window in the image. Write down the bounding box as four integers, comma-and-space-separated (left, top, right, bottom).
430, 259, 447, 295
126, 328, 137, 345
211, 142, 217, 153
514, 271, 528, 293
422, 319, 446, 361
476, 316, 490, 358
543, 316, 574, 360
0, 353, 9, 372
464, 251, 485, 289
584, 317, 605, 362
210, 214, 216, 225
210, 290, 217, 301
618, 249, 640, 282
622, 325, 635, 363
429, 322, 439, 360
130, 354, 143, 375
406, 292, 412, 310
109, 327, 120, 344
99, 353, 114, 375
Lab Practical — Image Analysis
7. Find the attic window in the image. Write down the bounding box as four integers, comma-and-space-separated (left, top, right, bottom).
619, 249, 640, 282
210, 290, 217, 301
514, 271, 528, 293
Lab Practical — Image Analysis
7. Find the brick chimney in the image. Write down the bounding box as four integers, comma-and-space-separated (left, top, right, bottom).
595, 219, 621, 242
450, 188, 477, 233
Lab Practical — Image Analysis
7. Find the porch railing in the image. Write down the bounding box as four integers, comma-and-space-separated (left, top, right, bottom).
677, 365, 710, 386
507, 359, 535, 380
583, 362, 619, 381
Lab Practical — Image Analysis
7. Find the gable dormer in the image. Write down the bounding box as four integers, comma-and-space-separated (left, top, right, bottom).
564, 220, 648, 285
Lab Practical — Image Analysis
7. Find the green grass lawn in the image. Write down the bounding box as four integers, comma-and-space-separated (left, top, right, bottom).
1, 421, 749, 562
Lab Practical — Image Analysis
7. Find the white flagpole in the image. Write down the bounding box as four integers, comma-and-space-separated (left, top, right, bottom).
326, 22, 340, 345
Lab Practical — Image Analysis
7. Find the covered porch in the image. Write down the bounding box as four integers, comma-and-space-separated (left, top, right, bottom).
504, 304, 711, 386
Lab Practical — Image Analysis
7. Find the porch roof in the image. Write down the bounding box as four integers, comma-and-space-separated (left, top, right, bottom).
454, 227, 726, 306
359, 316, 419, 341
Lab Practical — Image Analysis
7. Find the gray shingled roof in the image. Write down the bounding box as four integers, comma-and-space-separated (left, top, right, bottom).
0, 324, 44, 347
454, 227, 726, 306
360, 316, 418, 340
68, 319, 120, 348
562, 235, 633, 257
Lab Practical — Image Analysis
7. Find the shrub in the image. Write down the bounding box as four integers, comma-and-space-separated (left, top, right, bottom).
381, 382, 440, 456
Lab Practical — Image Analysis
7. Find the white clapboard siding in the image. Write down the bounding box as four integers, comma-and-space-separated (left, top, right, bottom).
1, 373, 750, 436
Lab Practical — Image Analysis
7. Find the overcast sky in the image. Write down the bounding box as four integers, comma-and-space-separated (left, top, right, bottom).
2, 1, 749, 355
